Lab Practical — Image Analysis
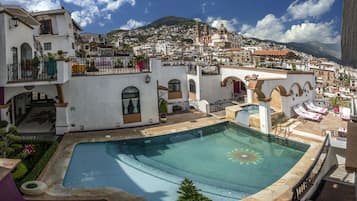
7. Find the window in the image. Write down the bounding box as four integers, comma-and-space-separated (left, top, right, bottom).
44, 42, 52, 51
189, 79, 196, 93
122, 86, 140, 115
168, 79, 181, 92
72, 43, 75, 49
11, 47, 18, 64
39, 20, 52, 34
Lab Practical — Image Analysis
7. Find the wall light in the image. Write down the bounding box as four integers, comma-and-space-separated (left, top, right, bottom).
145, 74, 151, 83
9, 16, 19, 29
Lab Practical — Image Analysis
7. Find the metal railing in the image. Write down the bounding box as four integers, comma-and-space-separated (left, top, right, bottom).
7, 61, 57, 82
292, 136, 330, 201
71, 57, 150, 76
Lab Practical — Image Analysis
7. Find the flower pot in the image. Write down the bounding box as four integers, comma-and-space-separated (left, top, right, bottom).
160, 113, 167, 123
20, 181, 48, 195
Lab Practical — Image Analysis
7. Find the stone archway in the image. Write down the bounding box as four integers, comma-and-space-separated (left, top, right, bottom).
221, 76, 247, 102
6, 91, 56, 134
289, 82, 303, 97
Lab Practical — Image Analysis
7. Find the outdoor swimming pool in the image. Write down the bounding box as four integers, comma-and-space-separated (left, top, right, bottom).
63, 122, 308, 201
236, 104, 275, 126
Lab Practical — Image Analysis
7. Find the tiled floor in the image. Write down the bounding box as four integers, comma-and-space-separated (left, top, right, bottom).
17, 106, 55, 133
293, 113, 348, 136
313, 181, 356, 201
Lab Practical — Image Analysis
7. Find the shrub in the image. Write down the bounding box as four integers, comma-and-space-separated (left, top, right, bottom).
21, 141, 58, 183
177, 178, 211, 201
12, 162, 28, 180
159, 100, 168, 114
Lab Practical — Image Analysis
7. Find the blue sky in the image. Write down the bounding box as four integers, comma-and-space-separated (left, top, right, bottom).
1, 0, 342, 44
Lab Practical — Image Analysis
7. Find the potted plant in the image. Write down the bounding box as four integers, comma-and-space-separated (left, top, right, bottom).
56, 50, 65, 60
330, 96, 341, 113
20, 180, 48, 195
159, 100, 168, 123
32, 56, 40, 79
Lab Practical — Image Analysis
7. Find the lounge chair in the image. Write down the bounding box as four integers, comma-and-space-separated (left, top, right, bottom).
304, 101, 328, 114
341, 107, 351, 121
293, 105, 322, 121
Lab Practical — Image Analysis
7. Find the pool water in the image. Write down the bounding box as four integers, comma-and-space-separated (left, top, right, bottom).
236, 104, 275, 126
64, 122, 308, 201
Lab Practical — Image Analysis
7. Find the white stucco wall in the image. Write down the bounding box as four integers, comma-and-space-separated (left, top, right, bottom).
0, 12, 35, 86
200, 75, 233, 103
62, 73, 159, 131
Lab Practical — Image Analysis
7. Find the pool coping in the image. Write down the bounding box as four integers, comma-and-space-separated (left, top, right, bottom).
26, 117, 323, 201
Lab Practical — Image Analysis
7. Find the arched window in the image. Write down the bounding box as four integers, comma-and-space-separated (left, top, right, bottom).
20, 43, 32, 72
189, 79, 196, 93
168, 79, 181, 92
122, 87, 140, 115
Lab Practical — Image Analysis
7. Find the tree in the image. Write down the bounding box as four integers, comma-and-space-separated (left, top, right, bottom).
291, 63, 297, 71
0, 123, 23, 158
177, 178, 211, 201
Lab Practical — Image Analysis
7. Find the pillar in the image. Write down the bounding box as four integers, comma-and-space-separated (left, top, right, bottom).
281, 96, 291, 118
55, 103, 69, 135
259, 100, 272, 134
0, 104, 10, 123
247, 89, 254, 104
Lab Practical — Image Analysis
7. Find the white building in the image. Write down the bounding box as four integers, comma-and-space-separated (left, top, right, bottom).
32, 8, 82, 57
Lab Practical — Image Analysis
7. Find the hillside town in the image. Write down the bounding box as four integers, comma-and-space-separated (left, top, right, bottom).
0, 3, 356, 201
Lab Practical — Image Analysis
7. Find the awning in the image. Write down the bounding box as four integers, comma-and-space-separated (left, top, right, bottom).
345, 122, 357, 172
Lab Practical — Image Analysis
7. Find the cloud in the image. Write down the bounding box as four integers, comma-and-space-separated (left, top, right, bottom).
201, 1, 215, 14
119, 19, 145, 30
207, 17, 238, 32
193, 18, 202, 22
1, 0, 60, 11
241, 14, 340, 44
3, 0, 136, 27
287, 0, 335, 20
99, 22, 105, 27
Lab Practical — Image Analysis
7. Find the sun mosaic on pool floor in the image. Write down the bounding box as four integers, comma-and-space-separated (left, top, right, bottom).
227, 148, 263, 165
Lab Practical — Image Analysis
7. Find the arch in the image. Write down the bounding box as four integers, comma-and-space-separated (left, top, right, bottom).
289, 82, 303, 96
122, 86, 140, 115
221, 76, 245, 87
20, 43, 32, 64
168, 79, 181, 92
189, 79, 196, 93
268, 85, 289, 98
303, 81, 314, 90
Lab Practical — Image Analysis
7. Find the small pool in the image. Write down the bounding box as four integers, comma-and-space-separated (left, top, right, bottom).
236, 104, 275, 126
64, 122, 308, 201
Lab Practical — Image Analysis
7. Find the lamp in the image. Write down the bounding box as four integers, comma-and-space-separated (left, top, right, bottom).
9, 16, 19, 29
145, 74, 151, 83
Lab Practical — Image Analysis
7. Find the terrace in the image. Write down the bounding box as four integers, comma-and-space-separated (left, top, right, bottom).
71, 57, 151, 76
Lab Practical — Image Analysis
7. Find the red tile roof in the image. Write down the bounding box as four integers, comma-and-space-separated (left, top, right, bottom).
254, 50, 291, 56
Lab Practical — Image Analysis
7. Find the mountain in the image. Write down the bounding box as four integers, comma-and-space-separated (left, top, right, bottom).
285, 41, 341, 63
140, 16, 201, 29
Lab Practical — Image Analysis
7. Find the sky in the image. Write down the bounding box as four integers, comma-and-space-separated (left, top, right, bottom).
1, 0, 343, 44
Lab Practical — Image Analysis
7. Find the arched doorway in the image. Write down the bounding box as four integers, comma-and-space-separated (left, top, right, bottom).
189, 79, 196, 100
221, 76, 247, 103
122, 86, 141, 124
7, 91, 56, 134
20, 43, 32, 79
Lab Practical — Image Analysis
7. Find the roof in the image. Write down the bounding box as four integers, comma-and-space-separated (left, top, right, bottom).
31, 8, 66, 16
254, 50, 292, 56
225, 48, 241, 52
0, 159, 20, 181
345, 122, 357, 172
0, 5, 39, 28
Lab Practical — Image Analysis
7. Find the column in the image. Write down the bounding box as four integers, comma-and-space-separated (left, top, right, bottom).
55, 103, 69, 135
259, 101, 272, 134
0, 104, 10, 124
281, 96, 291, 118
247, 89, 254, 104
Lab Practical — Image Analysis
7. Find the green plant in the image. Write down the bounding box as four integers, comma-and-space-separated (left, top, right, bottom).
12, 162, 28, 180
32, 56, 40, 68
0, 124, 22, 158
177, 178, 211, 201
114, 58, 123, 68
291, 63, 296, 71
21, 141, 58, 183
47, 53, 55, 61
0, 120, 8, 129
159, 100, 168, 114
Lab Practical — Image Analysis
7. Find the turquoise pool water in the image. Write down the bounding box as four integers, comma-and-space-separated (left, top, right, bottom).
236, 104, 275, 126
64, 122, 308, 201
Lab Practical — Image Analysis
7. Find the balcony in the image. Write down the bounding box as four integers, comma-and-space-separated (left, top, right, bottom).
72, 57, 151, 76
7, 60, 71, 85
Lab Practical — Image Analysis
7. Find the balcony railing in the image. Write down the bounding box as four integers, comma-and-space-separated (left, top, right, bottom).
7, 61, 57, 82
72, 57, 150, 76
292, 136, 330, 201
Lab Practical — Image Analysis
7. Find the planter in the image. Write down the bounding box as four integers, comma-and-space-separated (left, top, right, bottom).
20, 181, 48, 195
160, 113, 167, 123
